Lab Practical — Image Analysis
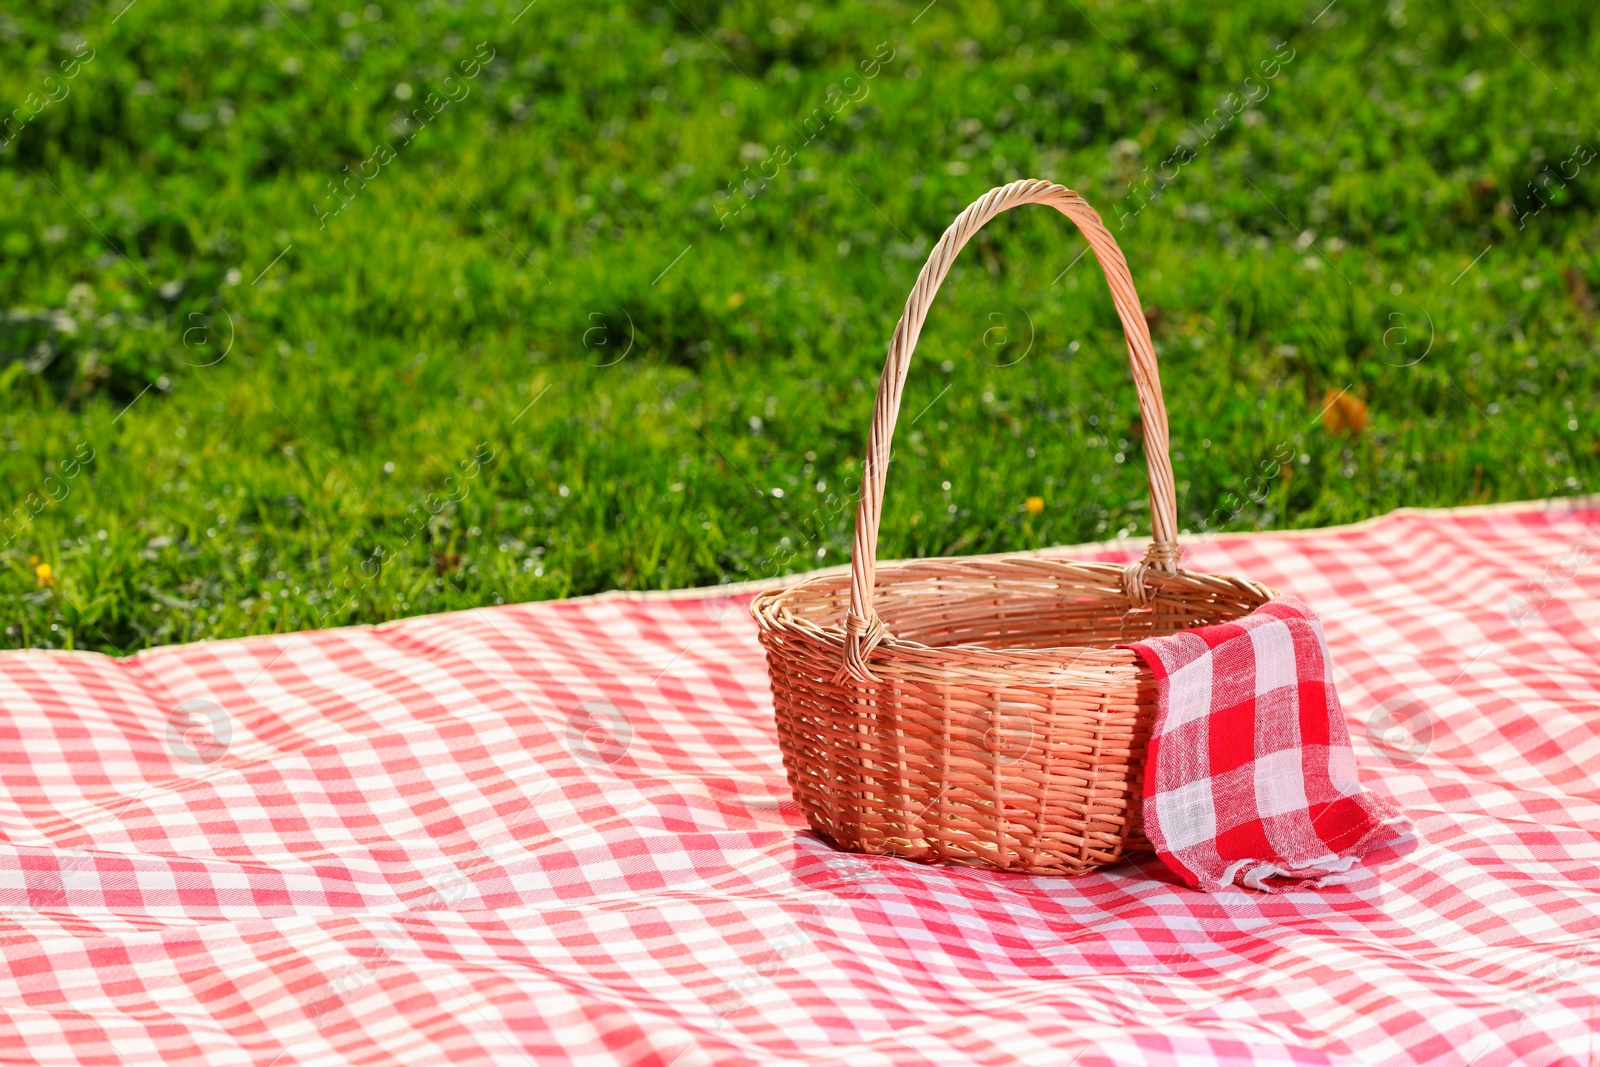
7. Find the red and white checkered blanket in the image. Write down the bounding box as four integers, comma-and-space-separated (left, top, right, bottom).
1123, 597, 1409, 893
2, 499, 1598, 1066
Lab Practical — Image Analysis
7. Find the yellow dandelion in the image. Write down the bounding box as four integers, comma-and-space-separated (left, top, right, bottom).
1025, 496, 1044, 515
35, 562, 55, 587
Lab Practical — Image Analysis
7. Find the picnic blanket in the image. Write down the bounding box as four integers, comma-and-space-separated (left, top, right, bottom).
1, 498, 1598, 1067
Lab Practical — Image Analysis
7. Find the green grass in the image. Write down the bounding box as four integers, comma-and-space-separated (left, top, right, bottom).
1, 0, 1596, 653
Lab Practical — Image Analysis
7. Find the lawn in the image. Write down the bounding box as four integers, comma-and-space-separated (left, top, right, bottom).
1, 0, 1596, 654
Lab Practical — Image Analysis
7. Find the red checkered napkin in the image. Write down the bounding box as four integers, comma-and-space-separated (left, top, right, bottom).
1123, 595, 1410, 892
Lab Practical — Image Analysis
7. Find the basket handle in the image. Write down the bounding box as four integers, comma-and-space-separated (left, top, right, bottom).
841, 179, 1180, 682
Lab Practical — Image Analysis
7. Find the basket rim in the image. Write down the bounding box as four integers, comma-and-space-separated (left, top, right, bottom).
750, 553, 1279, 667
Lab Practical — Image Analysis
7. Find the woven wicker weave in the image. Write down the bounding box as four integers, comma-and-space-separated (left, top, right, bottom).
751, 180, 1278, 875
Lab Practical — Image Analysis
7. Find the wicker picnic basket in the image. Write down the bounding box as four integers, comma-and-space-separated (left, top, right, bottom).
750, 179, 1279, 876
